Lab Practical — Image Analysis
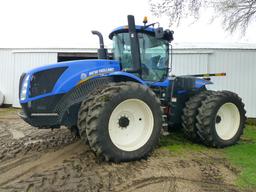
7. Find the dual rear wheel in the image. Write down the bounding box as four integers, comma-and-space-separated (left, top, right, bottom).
182, 90, 246, 147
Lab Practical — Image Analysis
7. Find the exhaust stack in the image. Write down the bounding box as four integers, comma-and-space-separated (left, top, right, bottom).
91, 30, 108, 59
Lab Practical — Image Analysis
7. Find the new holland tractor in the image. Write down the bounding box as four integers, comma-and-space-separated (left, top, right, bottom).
19, 15, 246, 162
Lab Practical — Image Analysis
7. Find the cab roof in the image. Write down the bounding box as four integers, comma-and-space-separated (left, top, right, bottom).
109, 25, 155, 39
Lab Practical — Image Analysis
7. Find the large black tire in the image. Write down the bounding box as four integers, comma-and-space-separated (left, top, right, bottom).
77, 82, 127, 146
77, 96, 95, 144
85, 82, 162, 162
181, 90, 214, 141
196, 91, 246, 147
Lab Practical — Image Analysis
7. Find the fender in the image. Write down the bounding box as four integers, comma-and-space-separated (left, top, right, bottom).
195, 78, 213, 89
55, 77, 114, 125
55, 72, 147, 125
106, 71, 147, 85
173, 76, 213, 95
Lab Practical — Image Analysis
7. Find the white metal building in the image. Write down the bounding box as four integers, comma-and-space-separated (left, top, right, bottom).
0, 44, 255, 117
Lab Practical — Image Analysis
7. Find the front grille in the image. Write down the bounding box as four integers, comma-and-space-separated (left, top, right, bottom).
30, 67, 67, 98
19, 73, 26, 99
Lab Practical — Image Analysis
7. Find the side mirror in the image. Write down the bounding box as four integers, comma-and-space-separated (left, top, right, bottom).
164, 29, 174, 42
155, 28, 174, 42
155, 27, 164, 39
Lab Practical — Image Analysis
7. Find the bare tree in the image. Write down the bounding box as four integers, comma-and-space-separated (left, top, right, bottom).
149, 0, 256, 33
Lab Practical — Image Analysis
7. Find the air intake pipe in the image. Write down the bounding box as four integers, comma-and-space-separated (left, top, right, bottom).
91, 30, 108, 59
127, 15, 142, 75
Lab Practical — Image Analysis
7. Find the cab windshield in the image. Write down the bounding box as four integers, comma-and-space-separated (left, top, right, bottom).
112, 32, 169, 82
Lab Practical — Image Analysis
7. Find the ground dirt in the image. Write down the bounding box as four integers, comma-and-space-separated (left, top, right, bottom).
0, 108, 246, 192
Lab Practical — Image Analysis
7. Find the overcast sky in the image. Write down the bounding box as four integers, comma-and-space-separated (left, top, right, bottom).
0, 0, 255, 48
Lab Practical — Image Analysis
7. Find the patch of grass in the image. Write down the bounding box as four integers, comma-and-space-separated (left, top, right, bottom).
223, 125, 256, 189
246, 118, 256, 126
160, 131, 206, 154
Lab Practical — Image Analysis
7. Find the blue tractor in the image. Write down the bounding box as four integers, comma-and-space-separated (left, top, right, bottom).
19, 15, 246, 162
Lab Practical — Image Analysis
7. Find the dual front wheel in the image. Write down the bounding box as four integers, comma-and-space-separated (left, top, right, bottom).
77, 82, 162, 162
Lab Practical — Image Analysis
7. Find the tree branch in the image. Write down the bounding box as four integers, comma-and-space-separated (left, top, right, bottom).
149, 0, 256, 34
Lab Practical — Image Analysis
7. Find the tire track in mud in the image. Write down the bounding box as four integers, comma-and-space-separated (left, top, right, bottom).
117, 176, 238, 192
0, 147, 239, 192
0, 119, 77, 163
116, 157, 239, 192
0, 142, 83, 186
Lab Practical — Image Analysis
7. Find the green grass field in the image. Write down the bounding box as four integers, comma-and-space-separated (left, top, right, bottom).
160, 131, 207, 154
160, 125, 256, 190
223, 125, 256, 189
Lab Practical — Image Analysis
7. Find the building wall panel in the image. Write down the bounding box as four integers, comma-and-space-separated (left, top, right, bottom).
0, 49, 15, 104
207, 50, 256, 117
172, 53, 208, 75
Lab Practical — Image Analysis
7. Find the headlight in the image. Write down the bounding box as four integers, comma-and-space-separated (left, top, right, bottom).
20, 75, 30, 101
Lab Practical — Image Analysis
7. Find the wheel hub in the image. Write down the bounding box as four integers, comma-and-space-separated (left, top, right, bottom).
216, 115, 222, 124
118, 116, 130, 128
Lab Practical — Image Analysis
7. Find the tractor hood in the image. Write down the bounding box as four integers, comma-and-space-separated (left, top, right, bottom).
20, 59, 121, 103
26, 59, 120, 77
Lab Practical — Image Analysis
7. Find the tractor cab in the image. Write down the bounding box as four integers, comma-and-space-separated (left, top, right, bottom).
109, 25, 171, 82
92, 15, 174, 83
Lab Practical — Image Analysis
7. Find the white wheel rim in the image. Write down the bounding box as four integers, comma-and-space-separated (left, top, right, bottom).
215, 102, 240, 140
108, 99, 154, 151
